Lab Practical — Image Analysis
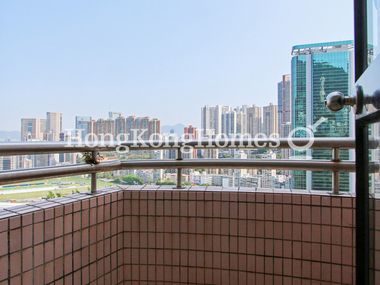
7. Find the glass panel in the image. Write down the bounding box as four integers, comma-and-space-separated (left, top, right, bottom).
367, 0, 380, 63
368, 122, 380, 284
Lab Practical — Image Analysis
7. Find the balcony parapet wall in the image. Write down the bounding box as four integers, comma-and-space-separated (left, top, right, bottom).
0, 186, 362, 284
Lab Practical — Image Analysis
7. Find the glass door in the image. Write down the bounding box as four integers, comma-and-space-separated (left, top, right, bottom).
355, 1, 380, 284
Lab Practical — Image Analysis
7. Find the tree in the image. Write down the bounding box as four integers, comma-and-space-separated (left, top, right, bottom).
156, 180, 176, 185
45, 191, 56, 199
44, 191, 63, 199
114, 174, 144, 185
98, 172, 114, 179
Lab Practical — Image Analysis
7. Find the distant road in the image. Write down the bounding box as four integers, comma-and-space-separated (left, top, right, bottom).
0, 201, 24, 209
0, 185, 83, 195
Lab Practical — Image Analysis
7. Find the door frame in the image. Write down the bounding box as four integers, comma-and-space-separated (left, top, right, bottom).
355, 0, 368, 81
354, 1, 375, 284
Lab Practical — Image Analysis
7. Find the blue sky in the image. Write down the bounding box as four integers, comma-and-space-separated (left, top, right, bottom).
0, 0, 353, 130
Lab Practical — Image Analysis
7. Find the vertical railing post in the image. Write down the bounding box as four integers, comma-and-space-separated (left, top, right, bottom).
176, 147, 183, 189
91, 151, 97, 193
332, 147, 340, 194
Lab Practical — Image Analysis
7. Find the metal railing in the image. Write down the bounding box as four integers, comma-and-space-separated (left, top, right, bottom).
0, 138, 359, 194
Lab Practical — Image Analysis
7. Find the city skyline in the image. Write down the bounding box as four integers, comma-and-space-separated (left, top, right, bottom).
11, 96, 281, 138
11, 40, 356, 191
0, 0, 353, 131
2, 39, 357, 193
18, 100, 279, 142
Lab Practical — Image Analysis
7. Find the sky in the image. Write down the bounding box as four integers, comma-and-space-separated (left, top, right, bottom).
0, 0, 353, 131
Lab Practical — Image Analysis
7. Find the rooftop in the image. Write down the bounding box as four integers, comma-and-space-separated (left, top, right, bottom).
292, 40, 354, 56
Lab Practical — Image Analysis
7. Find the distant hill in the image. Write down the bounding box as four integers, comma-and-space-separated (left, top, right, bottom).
161, 124, 186, 135
0, 131, 20, 142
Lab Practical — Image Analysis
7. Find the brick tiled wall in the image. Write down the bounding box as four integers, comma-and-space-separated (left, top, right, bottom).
0, 190, 125, 285
123, 188, 356, 285
0, 187, 359, 285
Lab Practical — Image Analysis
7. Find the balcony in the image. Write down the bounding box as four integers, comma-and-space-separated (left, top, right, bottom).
0, 139, 375, 284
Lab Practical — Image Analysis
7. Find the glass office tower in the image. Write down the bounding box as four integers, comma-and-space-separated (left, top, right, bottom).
291, 41, 354, 191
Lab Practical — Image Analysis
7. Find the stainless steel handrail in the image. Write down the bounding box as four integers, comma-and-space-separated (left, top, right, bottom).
0, 138, 356, 155
0, 138, 358, 194
0, 159, 356, 186
0, 161, 122, 185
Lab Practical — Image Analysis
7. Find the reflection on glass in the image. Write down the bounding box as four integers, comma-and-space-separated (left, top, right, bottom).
368, 122, 380, 194
368, 121, 380, 285
367, 0, 380, 63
